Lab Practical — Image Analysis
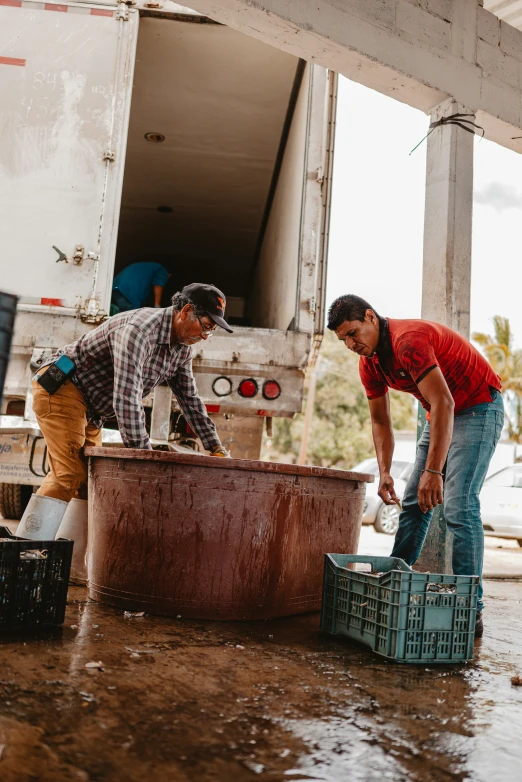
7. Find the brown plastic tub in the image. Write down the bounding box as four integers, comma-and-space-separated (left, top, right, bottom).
85, 447, 373, 620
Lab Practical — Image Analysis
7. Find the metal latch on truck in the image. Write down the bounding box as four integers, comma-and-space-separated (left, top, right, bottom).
52, 245, 99, 267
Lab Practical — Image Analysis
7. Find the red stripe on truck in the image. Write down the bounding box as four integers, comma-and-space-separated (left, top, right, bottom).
0, 56, 25, 66
90, 8, 113, 15
41, 298, 63, 306
44, 3, 68, 10
0, 0, 22, 7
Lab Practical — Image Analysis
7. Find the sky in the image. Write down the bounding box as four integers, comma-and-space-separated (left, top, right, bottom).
326, 77, 522, 348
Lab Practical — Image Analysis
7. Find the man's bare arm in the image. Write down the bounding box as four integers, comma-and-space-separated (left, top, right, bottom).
153, 285, 164, 307
416, 367, 454, 513
369, 395, 399, 506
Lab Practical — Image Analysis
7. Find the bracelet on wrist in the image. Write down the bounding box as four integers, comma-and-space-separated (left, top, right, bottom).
424, 468, 443, 476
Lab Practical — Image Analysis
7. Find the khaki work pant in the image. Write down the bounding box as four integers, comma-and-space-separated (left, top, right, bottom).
32, 378, 102, 502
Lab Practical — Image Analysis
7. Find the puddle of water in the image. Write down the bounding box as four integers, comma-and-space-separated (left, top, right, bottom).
278, 717, 409, 782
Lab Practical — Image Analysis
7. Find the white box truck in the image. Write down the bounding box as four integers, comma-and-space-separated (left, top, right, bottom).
0, 0, 337, 518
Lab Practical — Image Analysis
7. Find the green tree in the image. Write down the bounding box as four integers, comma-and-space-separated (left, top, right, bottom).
473, 316, 522, 442
263, 330, 416, 468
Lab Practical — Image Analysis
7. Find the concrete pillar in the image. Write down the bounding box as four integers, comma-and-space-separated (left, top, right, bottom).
417, 97, 474, 573
421, 98, 474, 339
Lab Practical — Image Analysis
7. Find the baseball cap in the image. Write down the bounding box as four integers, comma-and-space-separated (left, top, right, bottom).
181, 283, 233, 333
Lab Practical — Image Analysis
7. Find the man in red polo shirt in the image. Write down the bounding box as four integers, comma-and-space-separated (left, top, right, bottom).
327, 294, 504, 638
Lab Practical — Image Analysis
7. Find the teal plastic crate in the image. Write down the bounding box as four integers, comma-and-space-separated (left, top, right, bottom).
320, 554, 479, 664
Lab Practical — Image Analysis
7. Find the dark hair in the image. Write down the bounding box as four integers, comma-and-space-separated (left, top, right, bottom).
171, 291, 206, 318
327, 294, 379, 331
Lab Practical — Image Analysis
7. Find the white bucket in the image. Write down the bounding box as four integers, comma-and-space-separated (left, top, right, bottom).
16, 494, 68, 541
55, 498, 88, 584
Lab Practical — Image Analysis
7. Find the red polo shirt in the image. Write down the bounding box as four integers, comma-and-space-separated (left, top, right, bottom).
359, 318, 501, 416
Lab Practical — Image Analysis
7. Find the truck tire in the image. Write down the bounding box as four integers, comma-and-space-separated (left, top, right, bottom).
0, 483, 33, 521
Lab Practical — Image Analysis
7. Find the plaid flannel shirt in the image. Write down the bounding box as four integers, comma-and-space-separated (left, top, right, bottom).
53, 307, 221, 451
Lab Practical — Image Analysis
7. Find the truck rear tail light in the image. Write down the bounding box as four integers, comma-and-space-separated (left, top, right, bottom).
238, 379, 258, 398
212, 376, 232, 397
262, 380, 281, 400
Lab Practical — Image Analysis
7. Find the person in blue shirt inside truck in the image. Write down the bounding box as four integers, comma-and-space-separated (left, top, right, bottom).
111, 262, 171, 314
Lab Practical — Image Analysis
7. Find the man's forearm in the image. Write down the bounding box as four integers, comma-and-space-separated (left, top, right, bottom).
372, 421, 395, 475
425, 400, 454, 472
368, 397, 398, 505
153, 286, 163, 307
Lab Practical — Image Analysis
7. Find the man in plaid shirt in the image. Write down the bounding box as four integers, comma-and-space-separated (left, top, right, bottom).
30, 283, 232, 504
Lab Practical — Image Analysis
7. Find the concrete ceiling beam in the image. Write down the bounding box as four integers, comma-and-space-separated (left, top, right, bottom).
190, 0, 522, 154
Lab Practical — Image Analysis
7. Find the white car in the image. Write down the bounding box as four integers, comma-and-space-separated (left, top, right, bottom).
480, 465, 522, 546
352, 458, 414, 535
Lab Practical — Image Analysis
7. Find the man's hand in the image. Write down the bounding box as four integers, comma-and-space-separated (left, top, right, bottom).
418, 471, 443, 514
378, 472, 400, 506
210, 445, 230, 458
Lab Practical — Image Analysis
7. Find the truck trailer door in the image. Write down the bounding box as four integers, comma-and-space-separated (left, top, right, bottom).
313, 69, 337, 348
0, 0, 138, 318
297, 67, 338, 347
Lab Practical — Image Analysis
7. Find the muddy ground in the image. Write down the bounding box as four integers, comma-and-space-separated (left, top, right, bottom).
1, 580, 521, 782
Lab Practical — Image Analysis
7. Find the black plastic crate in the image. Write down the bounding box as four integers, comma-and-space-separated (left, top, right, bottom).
0, 526, 73, 631
0, 291, 17, 402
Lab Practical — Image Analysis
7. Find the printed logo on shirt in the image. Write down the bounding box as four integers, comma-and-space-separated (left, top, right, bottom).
397, 369, 408, 379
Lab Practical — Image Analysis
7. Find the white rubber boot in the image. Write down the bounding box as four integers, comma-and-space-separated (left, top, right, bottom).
55, 498, 88, 584
15, 494, 68, 541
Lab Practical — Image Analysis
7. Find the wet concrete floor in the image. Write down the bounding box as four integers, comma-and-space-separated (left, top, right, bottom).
1, 580, 521, 782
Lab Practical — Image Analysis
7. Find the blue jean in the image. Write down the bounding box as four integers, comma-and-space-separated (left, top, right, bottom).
111, 289, 134, 314
391, 390, 504, 612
